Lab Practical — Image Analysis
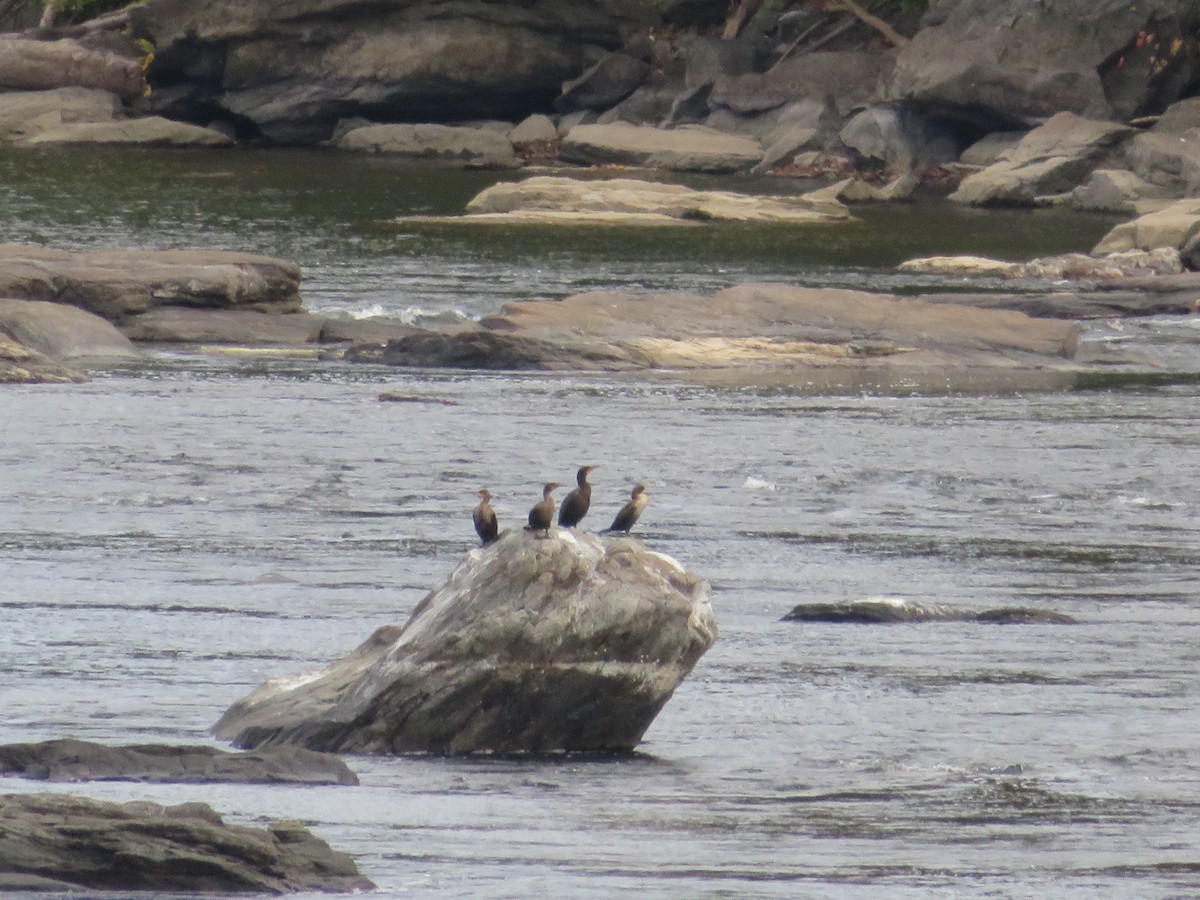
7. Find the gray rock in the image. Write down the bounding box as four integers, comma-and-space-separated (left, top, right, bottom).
950, 112, 1132, 206
784, 597, 1076, 624
560, 122, 762, 173
0, 87, 122, 143
509, 113, 558, 145
213, 530, 717, 755
335, 123, 521, 168
1071, 169, 1171, 213
1153, 96, 1200, 135
888, 0, 1200, 126
1123, 130, 1200, 191
0, 36, 145, 100
557, 51, 650, 112
20, 116, 235, 147
958, 131, 1026, 167
0, 245, 302, 323
596, 76, 682, 127
680, 34, 757, 89
838, 173, 919, 203
839, 106, 960, 173
662, 82, 713, 128
710, 51, 891, 118
752, 98, 831, 172
0, 738, 358, 785
0, 299, 136, 362
132, 0, 653, 144
0, 335, 89, 384
120, 308, 327, 344
1092, 198, 1200, 256
0, 792, 373, 893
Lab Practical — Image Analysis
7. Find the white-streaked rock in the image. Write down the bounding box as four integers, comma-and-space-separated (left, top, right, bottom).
213, 529, 717, 755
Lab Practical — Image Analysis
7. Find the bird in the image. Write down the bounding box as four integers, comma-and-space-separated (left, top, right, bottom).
603, 483, 648, 534
527, 482, 560, 535
473, 489, 498, 546
557, 465, 597, 528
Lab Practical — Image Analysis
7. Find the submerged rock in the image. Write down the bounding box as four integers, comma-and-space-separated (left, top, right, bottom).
214, 530, 717, 755
784, 597, 1077, 625
0, 738, 358, 785
0, 792, 373, 893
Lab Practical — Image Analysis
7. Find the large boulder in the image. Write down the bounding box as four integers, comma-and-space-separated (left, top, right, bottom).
0, 88, 122, 143
0, 36, 146, 100
556, 50, 650, 112
889, 0, 1200, 127
19, 116, 234, 147
0, 739, 357, 785
560, 122, 762, 172
950, 112, 1132, 206
213, 530, 717, 755
0, 298, 136, 362
838, 105, 961, 173
709, 51, 890, 118
451, 175, 852, 225
335, 122, 521, 168
1092, 198, 1200, 257
0, 792, 373, 893
131, 0, 657, 144
1122, 130, 1200, 193
0, 245, 302, 323
1071, 168, 1172, 213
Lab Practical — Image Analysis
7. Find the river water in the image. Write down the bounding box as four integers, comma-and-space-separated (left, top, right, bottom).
2, 149, 1199, 898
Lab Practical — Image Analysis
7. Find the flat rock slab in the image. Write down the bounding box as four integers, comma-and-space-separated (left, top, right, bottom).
0, 245, 302, 322
0, 792, 373, 893
214, 530, 717, 755
0, 87, 122, 143
560, 123, 763, 173
446, 175, 851, 225
0, 739, 358, 785
20, 116, 234, 147
121, 307, 327, 344
336, 123, 521, 168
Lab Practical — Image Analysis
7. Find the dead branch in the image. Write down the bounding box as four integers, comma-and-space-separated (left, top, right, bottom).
824, 0, 909, 47
722, 0, 763, 40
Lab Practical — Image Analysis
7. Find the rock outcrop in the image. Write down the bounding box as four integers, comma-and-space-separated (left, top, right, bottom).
0, 739, 358, 785
438, 175, 851, 225
214, 529, 717, 755
0, 36, 146, 100
131, 0, 655, 143
0, 245, 302, 323
0, 792, 373, 893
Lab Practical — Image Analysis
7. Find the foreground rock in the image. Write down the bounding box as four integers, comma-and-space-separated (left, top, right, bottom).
784, 597, 1077, 625
0, 245, 302, 323
0, 792, 373, 893
214, 529, 716, 755
560, 123, 762, 173
437, 175, 851, 225
0, 739, 357, 785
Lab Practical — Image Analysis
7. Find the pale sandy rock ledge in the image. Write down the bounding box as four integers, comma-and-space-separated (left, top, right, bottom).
401, 175, 851, 226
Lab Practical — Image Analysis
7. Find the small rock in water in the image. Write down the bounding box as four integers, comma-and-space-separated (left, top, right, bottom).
743, 475, 776, 491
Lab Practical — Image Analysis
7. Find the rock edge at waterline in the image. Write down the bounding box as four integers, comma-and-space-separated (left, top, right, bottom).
214, 529, 717, 756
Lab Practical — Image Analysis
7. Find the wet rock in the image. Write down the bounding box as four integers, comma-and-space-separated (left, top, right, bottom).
556, 51, 650, 113
0, 245, 302, 323
888, 0, 1200, 126
131, 0, 653, 144
783, 597, 1077, 624
0, 299, 136, 362
1071, 169, 1171, 213
0, 738, 358, 785
950, 113, 1132, 206
0, 87, 122, 143
335, 123, 521, 168
0, 792, 373, 893
0, 335, 88, 384
450, 175, 852, 225
120, 308, 327, 344
19, 116, 234, 147
560, 122, 762, 173
213, 529, 717, 755
1092, 198, 1200, 256
0, 36, 145, 100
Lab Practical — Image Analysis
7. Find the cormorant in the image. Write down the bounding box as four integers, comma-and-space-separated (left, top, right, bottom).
527, 482, 560, 535
558, 465, 597, 528
603, 483, 648, 533
473, 489, 498, 546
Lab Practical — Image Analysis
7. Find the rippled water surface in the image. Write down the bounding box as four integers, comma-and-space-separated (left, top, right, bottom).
1, 149, 1199, 898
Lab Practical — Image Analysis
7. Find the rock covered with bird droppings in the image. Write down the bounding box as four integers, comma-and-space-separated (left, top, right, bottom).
213, 529, 717, 755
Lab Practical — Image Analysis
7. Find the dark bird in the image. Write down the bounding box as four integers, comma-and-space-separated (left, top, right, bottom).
473, 489, 498, 546
558, 465, 597, 528
603, 483, 648, 534
527, 482, 560, 535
